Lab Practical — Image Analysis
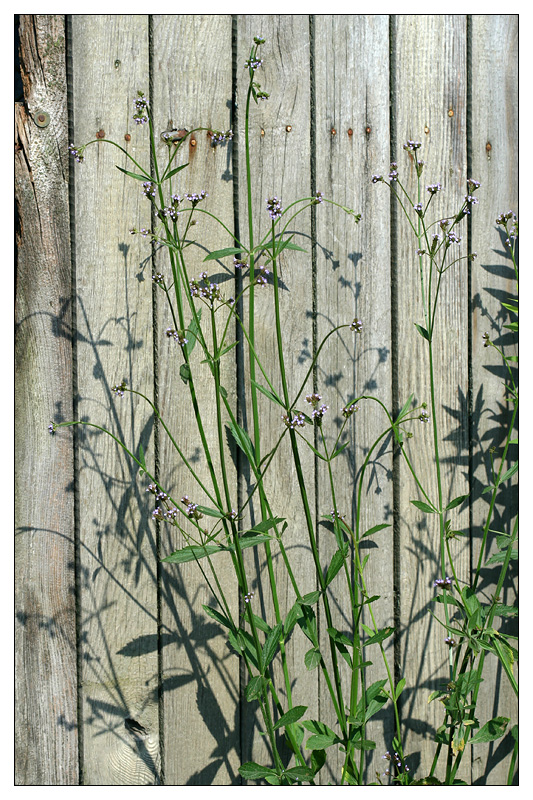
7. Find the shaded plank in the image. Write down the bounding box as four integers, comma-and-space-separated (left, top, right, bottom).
314, 14, 394, 785
392, 14, 470, 782
470, 14, 518, 786
15, 13, 78, 786
235, 14, 319, 778
151, 13, 240, 785
70, 14, 160, 784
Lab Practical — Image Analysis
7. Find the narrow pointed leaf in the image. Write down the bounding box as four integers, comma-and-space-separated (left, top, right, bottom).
468, 716, 509, 744
446, 494, 469, 511
115, 164, 150, 181
272, 705, 307, 731
204, 246, 243, 261
411, 499, 437, 513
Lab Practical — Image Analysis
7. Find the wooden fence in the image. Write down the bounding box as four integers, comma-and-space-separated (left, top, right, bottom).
15, 14, 518, 785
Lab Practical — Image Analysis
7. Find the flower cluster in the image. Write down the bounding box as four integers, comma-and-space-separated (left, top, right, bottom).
209, 129, 234, 145
388, 163, 398, 182
426, 182, 442, 195
382, 750, 409, 778
445, 636, 456, 647
133, 92, 149, 125
233, 256, 248, 270
227, 509, 238, 520
266, 196, 283, 221
244, 590, 255, 604
403, 139, 422, 151
244, 58, 263, 71
419, 410, 430, 423
371, 174, 383, 184
181, 495, 203, 520
313, 191, 324, 203
342, 402, 359, 418
482, 332, 490, 348
445, 231, 461, 246
306, 393, 329, 422
165, 327, 188, 347
189, 273, 222, 304
112, 380, 127, 397
434, 576, 453, 589
152, 273, 164, 286
185, 190, 208, 207
331, 510, 345, 521
142, 181, 157, 198
69, 143, 84, 163
255, 266, 270, 287
282, 412, 306, 430
350, 318, 363, 333
48, 422, 56, 434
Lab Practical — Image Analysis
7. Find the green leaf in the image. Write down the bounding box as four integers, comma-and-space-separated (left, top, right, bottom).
394, 678, 407, 700
446, 493, 469, 511
163, 543, 224, 564
261, 622, 282, 673
500, 462, 518, 482
411, 777, 444, 786
282, 766, 315, 782
414, 322, 430, 341
248, 613, 271, 635
356, 679, 389, 723
202, 604, 232, 630
247, 517, 285, 535
196, 505, 226, 519
183, 308, 202, 359
259, 237, 307, 255
179, 363, 191, 384
284, 602, 304, 637
351, 738, 376, 751
304, 648, 322, 671
115, 164, 150, 181
492, 604, 518, 618
306, 733, 339, 750
485, 549, 518, 566
297, 605, 319, 647
228, 420, 256, 465
325, 545, 348, 586
251, 379, 284, 407
468, 716, 509, 744
204, 246, 243, 262
501, 301, 518, 314
246, 675, 265, 702
362, 626, 395, 648
298, 591, 321, 606
238, 762, 277, 780
273, 705, 308, 731
504, 322, 518, 331
162, 162, 189, 181
362, 523, 391, 539
411, 499, 437, 513
397, 393, 414, 422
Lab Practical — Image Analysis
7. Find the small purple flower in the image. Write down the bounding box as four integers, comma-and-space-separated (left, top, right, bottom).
152, 273, 164, 285
350, 318, 363, 333
371, 174, 383, 184
233, 256, 248, 270
419, 410, 430, 423
68, 143, 84, 163
48, 422, 56, 434
434, 576, 453, 589
133, 92, 149, 125
314, 191, 324, 203
166, 328, 188, 347
467, 178, 481, 192
426, 182, 442, 195
342, 402, 359, 418
244, 58, 263, 71
142, 181, 156, 198
403, 139, 422, 151
282, 412, 306, 430
445, 636, 456, 647
482, 332, 490, 348
244, 590, 255, 603
112, 380, 127, 397
185, 190, 208, 207
266, 196, 283, 220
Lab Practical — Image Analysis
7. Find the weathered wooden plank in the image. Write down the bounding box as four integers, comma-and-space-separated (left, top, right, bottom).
15, 13, 78, 786
235, 14, 319, 778
150, 14, 240, 785
470, 14, 518, 786
70, 14, 160, 784
392, 14, 470, 782
314, 14, 394, 785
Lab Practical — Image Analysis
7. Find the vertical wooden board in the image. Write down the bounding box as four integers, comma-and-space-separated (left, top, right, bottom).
470, 15, 518, 786
314, 15, 394, 785
392, 15, 470, 782
71, 15, 160, 784
151, 14, 240, 785
15, 14, 78, 785
235, 15, 319, 778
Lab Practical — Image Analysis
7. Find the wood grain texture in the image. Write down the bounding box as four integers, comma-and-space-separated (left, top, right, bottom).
15, 14, 78, 786
314, 14, 394, 784
151, 14, 240, 786
392, 14, 470, 782
469, 14, 518, 786
235, 14, 319, 779
70, 14, 160, 785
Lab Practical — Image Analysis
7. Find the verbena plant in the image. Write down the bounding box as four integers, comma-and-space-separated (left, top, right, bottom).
54, 37, 518, 785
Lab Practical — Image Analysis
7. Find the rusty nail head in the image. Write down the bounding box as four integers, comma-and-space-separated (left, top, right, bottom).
261, 128, 265, 136
365, 126, 371, 134
424, 126, 430, 135
124, 133, 131, 142
96, 129, 105, 139
331, 127, 336, 135
35, 112, 50, 128
486, 142, 492, 152
347, 128, 353, 136
286, 125, 292, 132
448, 109, 454, 117
190, 138, 197, 147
